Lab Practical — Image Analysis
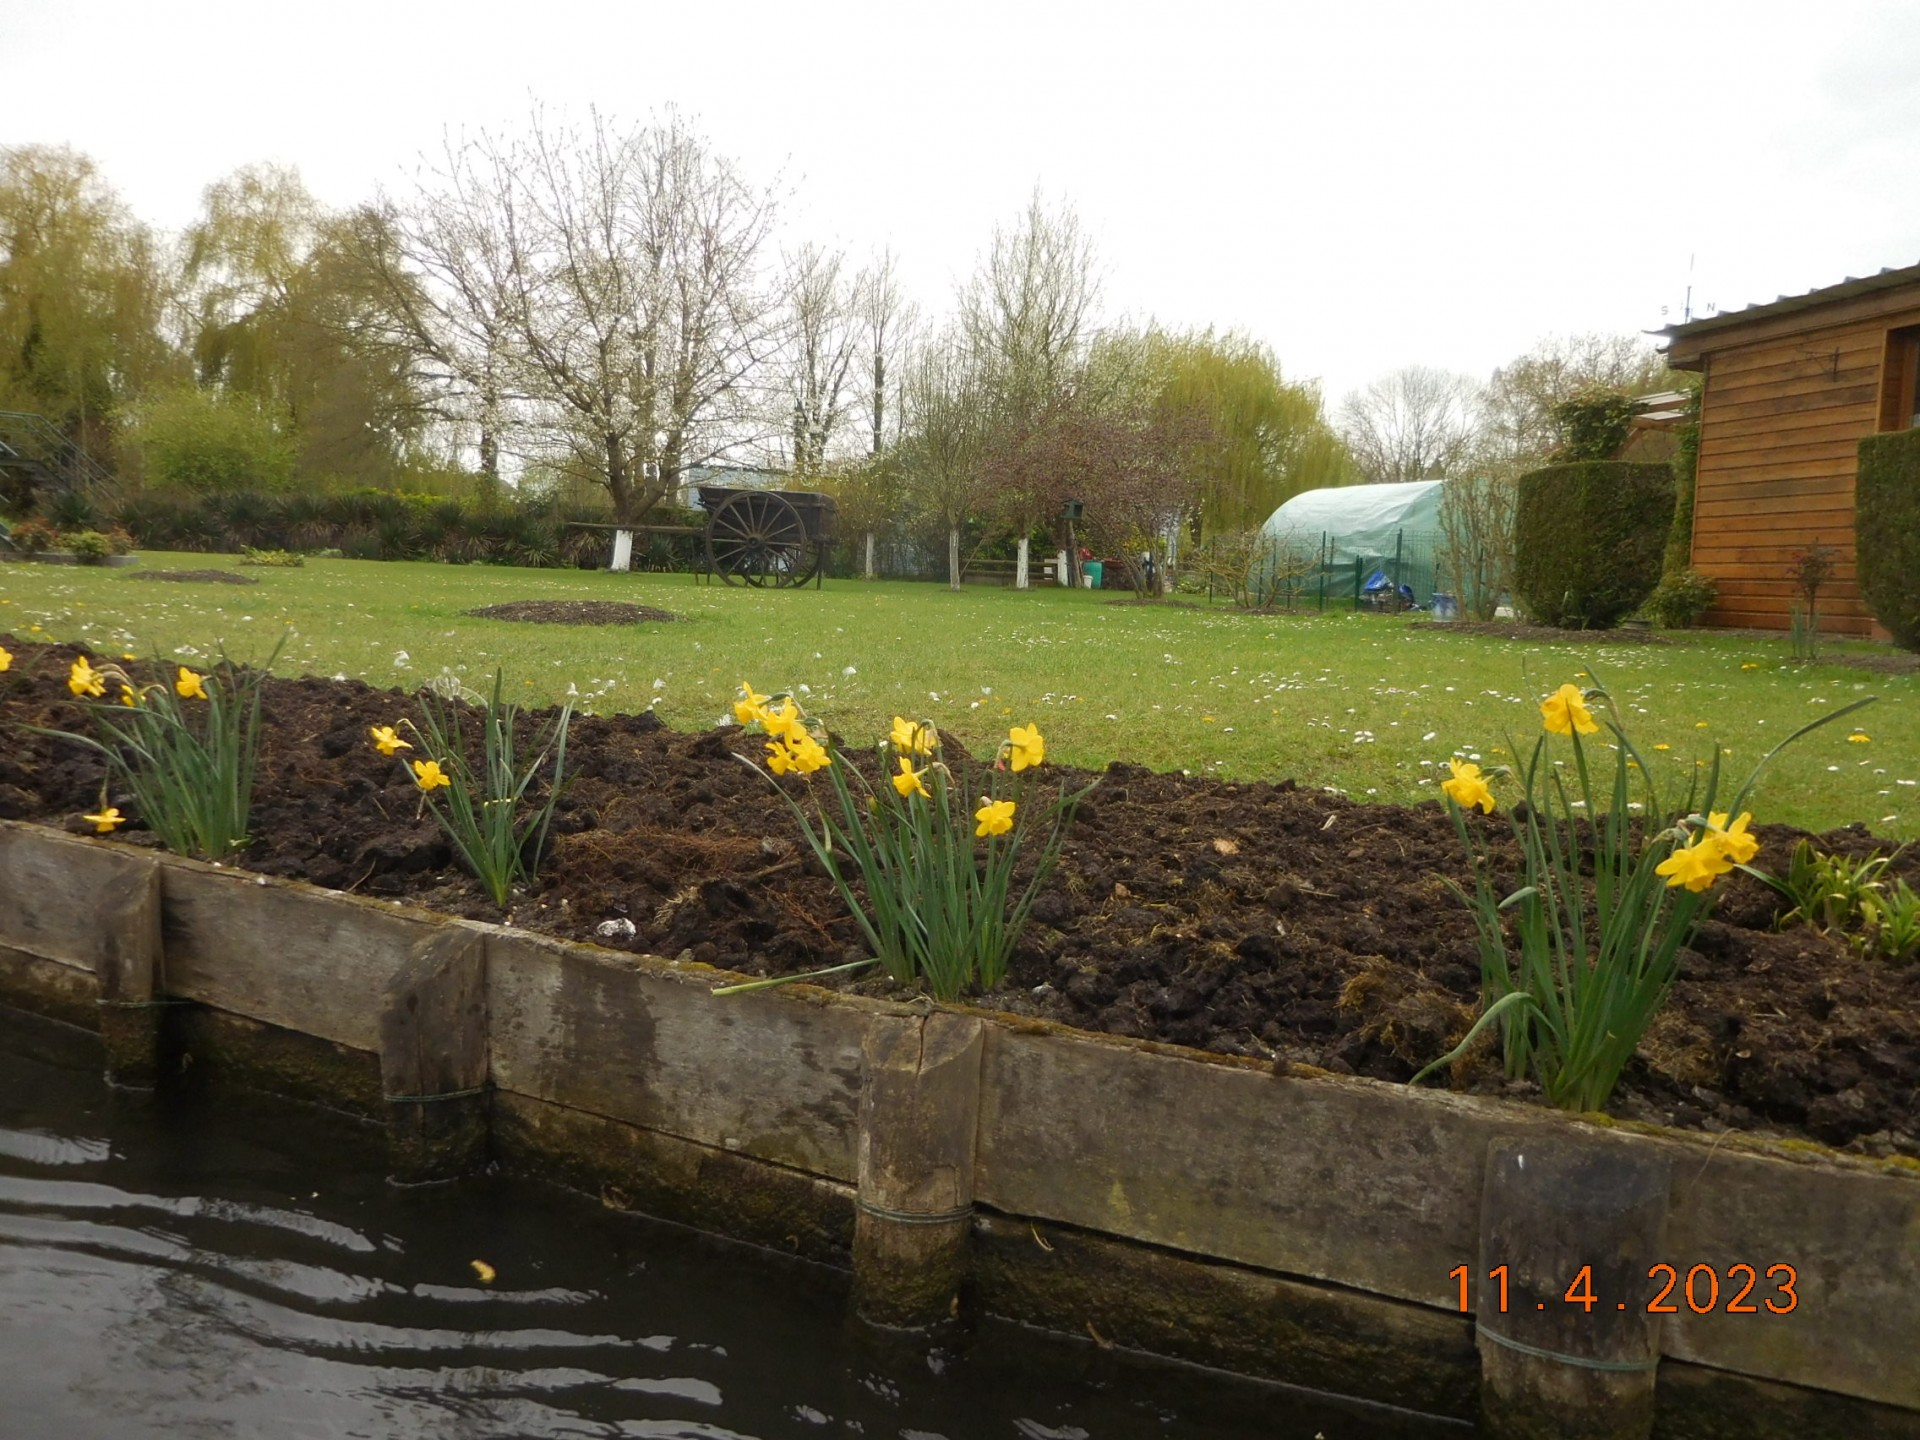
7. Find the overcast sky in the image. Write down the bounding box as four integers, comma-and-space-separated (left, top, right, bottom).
7, 0, 1919, 407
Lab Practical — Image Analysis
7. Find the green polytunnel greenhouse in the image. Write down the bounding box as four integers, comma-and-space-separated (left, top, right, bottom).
1251, 480, 1446, 610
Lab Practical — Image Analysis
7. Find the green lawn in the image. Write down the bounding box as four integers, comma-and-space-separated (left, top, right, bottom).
3, 553, 1914, 837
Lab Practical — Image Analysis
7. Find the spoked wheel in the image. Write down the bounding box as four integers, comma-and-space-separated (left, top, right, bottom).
706, 491, 813, 588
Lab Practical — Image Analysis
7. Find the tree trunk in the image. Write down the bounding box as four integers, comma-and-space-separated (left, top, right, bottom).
1015, 537, 1029, 590
606, 435, 633, 524
948, 525, 961, 592
864, 531, 876, 581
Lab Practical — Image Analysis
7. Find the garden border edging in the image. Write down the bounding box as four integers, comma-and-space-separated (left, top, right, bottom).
1, 818, 1915, 1430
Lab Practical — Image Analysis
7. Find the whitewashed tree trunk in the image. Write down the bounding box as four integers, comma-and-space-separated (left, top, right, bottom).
948, 525, 962, 591
864, 531, 876, 580
1015, 537, 1030, 590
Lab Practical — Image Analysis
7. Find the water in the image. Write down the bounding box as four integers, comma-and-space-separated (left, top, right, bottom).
0, 1009, 1460, 1439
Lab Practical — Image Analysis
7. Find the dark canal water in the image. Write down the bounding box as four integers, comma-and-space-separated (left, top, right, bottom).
0, 1008, 1461, 1439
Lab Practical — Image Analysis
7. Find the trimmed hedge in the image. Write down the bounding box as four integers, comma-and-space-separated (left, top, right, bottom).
1513, 461, 1675, 628
1856, 430, 1920, 652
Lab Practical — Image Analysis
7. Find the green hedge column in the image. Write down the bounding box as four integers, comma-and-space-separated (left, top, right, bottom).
1477, 1138, 1670, 1440
1514, 462, 1675, 628
852, 1011, 985, 1326
1856, 430, 1920, 652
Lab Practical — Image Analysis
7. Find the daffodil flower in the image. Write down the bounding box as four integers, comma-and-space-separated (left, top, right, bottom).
370, 724, 412, 756
733, 680, 770, 727
118, 685, 139, 707
412, 758, 453, 791
1655, 834, 1730, 893
762, 697, 804, 741
68, 656, 105, 697
975, 797, 1016, 838
1848, 732, 1871, 744
175, 667, 209, 700
1006, 723, 1045, 772
0, 645, 11, 672
892, 756, 930, 799
1540, 682, 1598, 737
890, 715, 935, 756
1440, 758, 1495, 813
1703, 810, 1759, 867
83, 806, 124, 833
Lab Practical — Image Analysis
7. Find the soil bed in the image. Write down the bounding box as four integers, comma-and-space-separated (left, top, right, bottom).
3, 634, 1915, 1157
124, 569, 259, 585
465, 600, 684, 625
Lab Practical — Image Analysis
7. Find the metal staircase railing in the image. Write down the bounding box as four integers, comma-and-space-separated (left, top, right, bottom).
0, 411, 118, 503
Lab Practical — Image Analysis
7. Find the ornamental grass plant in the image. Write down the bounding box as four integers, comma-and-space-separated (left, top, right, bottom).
1416, 672, 1875, 1113
26, 639, 282, 860
372, 670, 574, 908
721, 683, 1096, 1002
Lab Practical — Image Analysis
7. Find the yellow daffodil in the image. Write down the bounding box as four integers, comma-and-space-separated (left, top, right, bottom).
975, 797, 1016, 838
1704, 811, 1759, 867
762, 697, 804, 741
890, 715, 935, 756
766, 731, 829, 776
1540, 682, 1598, 737
733, 680, 770, 727
1006, 722, 1045, 772
1441, 758, 1495, 813
1653, 743, 1671, 752
471, 1259, 496, 1284
892, 755, 931, 798
83, 806, 124, 834
370, 724, 412, 756
0, 645, 11, 672
411, 758, 453, 791
68, 656, 105, 697
175, 667, 208, 700
1848, 731, 1871, 744
118, 685, 139, 707
1655, 835, 1730, 893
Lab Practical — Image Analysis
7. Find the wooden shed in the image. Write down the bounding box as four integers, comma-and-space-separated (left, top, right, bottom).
1660, 261, 1920, 634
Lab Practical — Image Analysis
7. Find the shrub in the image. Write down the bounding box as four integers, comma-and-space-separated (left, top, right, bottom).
130, 388, 295, 495
1643, 568, 1717, 628
1856, 429, 1920, 652
8, 517, 61, 554
239, 547, 304, 567
1512, 461, 1674, 628
65, 529, 112, 563
104, 526, 135, 556
1550, 388, 1637, 462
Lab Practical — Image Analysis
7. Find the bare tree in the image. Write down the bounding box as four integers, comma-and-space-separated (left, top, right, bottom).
854, 247, 914, 457
382, 107, 779, 521
898, 332, 987, 590
1481, 332, 1673, 467
777, 242, 861, 476
959, 189, 1099, 421
1338, 365, 1482, 484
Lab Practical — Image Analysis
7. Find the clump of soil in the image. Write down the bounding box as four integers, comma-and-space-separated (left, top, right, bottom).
466, 600, 684, 625
1410, 620, 1672, 644
124, 570, 259, 585
2, 633, 1915, 1157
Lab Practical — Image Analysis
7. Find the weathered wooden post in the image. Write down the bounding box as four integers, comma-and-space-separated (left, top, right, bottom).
93, 859, 171, 1089
380, 927, 490, 1183
1477, 1137, 1670, 1440
852, 1010, 984, 1326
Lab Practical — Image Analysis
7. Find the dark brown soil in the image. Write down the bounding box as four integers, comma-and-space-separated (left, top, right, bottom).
3, 634, 1916, 1157
465, 600, 684, 625
124, 569, 259, 585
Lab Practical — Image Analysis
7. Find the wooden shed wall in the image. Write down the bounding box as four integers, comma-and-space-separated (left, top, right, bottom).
1679, 290, 1920, 634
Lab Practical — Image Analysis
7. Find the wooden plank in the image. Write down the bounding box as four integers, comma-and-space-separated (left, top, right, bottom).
0, 821, 161, 976
1698, 384, 1879, 426
380, 926, 490, 1179
1708, 362, 1884, 407
1667, 293, 1920, 365
161, 863, 443, 1051
1695, 466, 1855, 494
1692, 327, 1896, 379
485, 928, 869, 1180
1662, 1146, 1920, 1408
975, 1025, 1553, 1308
1699, 429, 1872, 464
1699, 409, 1877, 445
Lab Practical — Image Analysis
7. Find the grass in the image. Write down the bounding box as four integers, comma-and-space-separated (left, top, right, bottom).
2, 552, 1915, 838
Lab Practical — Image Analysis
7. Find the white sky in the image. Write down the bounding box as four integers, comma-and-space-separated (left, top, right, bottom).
7, 0, 1919, 407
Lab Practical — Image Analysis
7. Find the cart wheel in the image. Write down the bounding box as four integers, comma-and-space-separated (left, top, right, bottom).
706, 490, 809, 588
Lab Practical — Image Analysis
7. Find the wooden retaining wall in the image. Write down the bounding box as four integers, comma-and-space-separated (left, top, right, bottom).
2, 818, 1916, 1434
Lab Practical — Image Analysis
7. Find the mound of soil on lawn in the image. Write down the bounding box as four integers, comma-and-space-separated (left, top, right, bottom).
466, 600, 684, 624
3, 633, 1916, 1157
124, 569, 259, 585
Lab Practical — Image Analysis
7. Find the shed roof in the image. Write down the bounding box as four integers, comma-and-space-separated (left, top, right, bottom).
1655, 260, 1920, 346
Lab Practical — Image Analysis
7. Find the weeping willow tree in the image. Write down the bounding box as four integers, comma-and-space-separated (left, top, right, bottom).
1148, 331, 1357, 538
